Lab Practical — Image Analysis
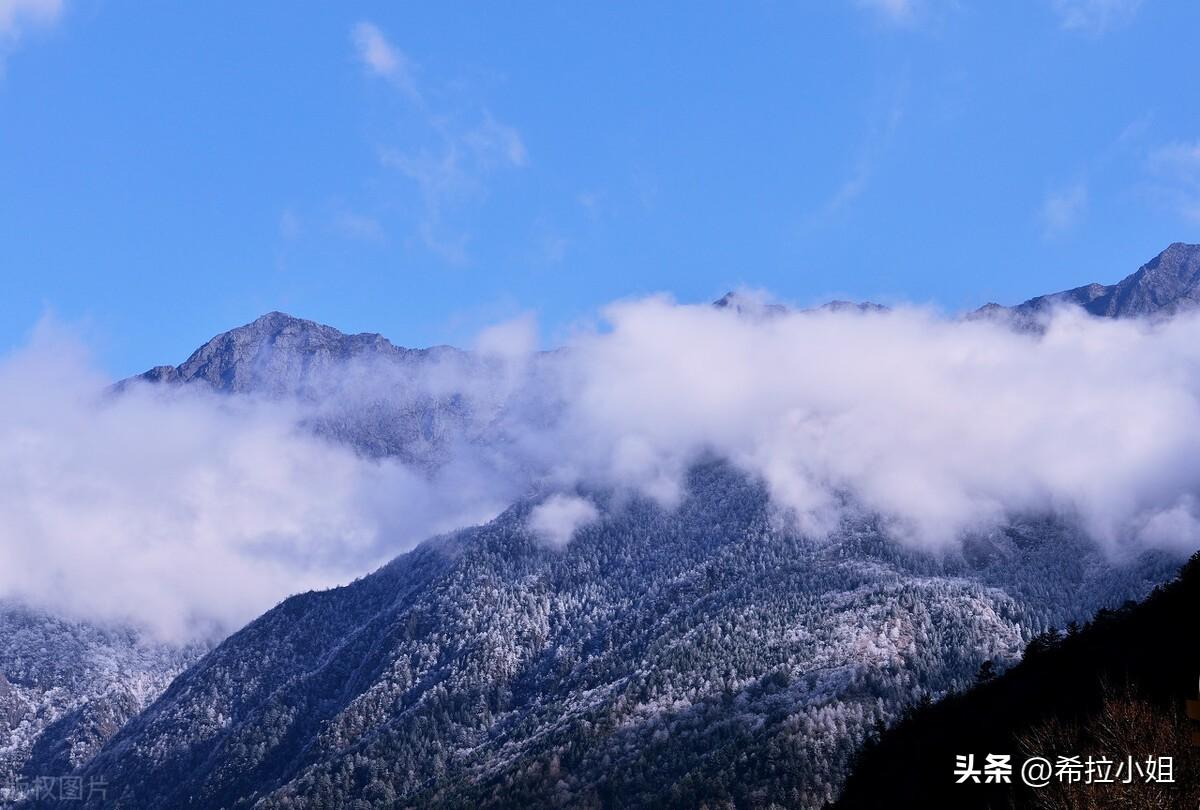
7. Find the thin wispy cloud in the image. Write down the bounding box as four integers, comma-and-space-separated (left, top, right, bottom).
815, 75, 907, 221
0, 0, 61, 36
351, 21, 528, 262
278, 209, 301, 240
1051, 0, 1143, 35
334, 211, 386, 242
465, 112, 529, 169
351, 20, 420, 102
540, 232, 569, 265
856, 0, 918, 26
0, 0, 64, 72
1146, 140, 1200, 222
1039, 181, 1088, 236
854, 0, 959, 29
1151, 141, 1200, 172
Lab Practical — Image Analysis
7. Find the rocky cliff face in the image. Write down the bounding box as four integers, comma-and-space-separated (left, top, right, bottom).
131, 312, 500, 466
976, 242, 1200, 324
134, 311, 459, 397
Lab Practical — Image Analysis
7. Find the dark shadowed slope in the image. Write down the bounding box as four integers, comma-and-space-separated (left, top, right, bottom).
836, 553, 1200, 810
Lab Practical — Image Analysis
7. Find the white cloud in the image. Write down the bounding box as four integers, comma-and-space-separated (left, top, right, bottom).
0, 0, 62, 37
11, 298, 1200, 642
351, 21, 419, 101
279, 209, 301, 240
528, 495, 599, 548
1039, 181, 1088, 236
379, 116, 527, 261
540, 232, 569, 264
351, 21, 528, 262
1152, 141, 1200, 168
816, 75, 906, 220
856, 0, 918, 25
1147, 140, 1200, 222
542, 298, 1200, 553
334, 210, 385, 242
0, 0, 63, 72
465, 112, 529, 169
1051, 0, 1143, 34
381, 113, 527, 210
0, 319, 510, 641
474, 313, 538, 359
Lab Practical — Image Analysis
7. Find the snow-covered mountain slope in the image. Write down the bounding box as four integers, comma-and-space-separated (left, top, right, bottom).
9, 242, 1200, 807
69, 464, 1179, 809
0, 604, 200, 798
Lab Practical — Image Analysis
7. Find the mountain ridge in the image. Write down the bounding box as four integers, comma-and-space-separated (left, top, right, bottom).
8, 241, 1200, 807
60, 467, 1181, 809
129, 242, 1200, 392
133, 311, 463, 397
976, 241, 1200, 323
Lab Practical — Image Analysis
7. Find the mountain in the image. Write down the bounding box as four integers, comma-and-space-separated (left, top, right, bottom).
835, 552, 1200, 809
0, 604, 199, 795
712, 293, 889, 317
5, 316, 488, 796
975, 242, 1200, 324
712, 292, 790, 317
63, 466, 1179, 809
133, 311, 461, 396
815, 300, 889, 315
7, 242, 1200, 807
721, 242, 1200, 326
128, 312, 506, 466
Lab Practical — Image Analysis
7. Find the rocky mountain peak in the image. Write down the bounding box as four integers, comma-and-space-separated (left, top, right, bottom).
977, 242, 1200, 324
133, 312, 420, 396
1119, 241, 1200, 311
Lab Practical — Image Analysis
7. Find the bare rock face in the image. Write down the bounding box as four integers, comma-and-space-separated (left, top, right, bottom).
134, 311, 457, 397
974, 242, 1200, 324
129, 312, 484, 465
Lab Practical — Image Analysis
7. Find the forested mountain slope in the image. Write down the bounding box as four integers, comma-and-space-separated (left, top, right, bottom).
836, 552, 1200, 809
0, 606, 199, 796
7, 243, 1200, 807
65, 464, 1178, 809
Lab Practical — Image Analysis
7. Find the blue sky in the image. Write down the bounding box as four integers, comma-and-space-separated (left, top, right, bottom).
2, 0, 1199, 375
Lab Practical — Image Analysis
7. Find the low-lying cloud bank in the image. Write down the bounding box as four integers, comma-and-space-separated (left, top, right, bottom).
553, 298, 1200, 553
0, 323, 512, 641
4, 298, 1200, 641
